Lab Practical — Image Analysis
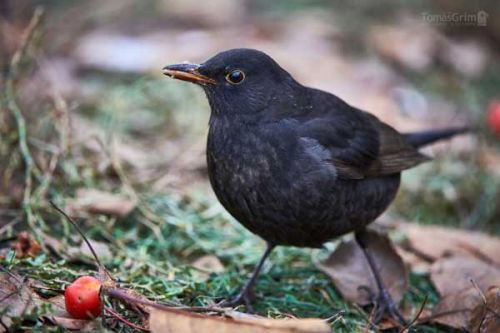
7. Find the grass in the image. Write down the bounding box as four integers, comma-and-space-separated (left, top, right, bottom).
2, 190, 445, 332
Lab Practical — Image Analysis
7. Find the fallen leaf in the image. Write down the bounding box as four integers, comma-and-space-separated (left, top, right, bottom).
66, 188, 136, 217
191, 254, 224, 281
397, 222, 500, 266
41, 294, 99, 330
0, 272, 43, 332
430, 255, 500, 297
378, 307, 432, 330
44, 294, 68, 316
429, 255, 500, 329
315, 230, 407, 305
74, 32, 166, 73
394, 244, 431, 274
0, 275, 93, 331
367, 22, 439, 71
431, 287, 481, 329
439, 39, 488, 78
159, 0, 245, 27
77, 239, 112, 261
42, 234, 65, 257
11, 231, 41, 258
43, 316, 99, 330
149, 308, 330, 333
469, 286, 500, 332
477, 148, 500, 177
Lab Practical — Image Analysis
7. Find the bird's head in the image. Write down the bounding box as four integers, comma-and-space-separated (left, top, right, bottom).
163, 48, 297, 118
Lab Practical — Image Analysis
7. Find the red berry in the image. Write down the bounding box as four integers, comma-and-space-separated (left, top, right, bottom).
487, 100, 500, 136
64, 276, 103, 319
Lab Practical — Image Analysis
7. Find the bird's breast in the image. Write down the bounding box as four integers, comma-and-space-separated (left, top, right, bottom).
206, 119, 337, 234
207, 126, 283, 192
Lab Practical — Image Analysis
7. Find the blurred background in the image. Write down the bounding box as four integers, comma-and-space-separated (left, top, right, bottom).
1, 0, 500, 329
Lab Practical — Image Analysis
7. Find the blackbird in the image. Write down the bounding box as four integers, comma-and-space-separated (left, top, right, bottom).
162, 48, 468, 322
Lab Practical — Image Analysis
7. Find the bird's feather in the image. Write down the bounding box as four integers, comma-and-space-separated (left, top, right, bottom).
298, 100, 429, 179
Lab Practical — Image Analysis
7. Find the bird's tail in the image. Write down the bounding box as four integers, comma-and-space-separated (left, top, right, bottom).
404, 126, 469, 148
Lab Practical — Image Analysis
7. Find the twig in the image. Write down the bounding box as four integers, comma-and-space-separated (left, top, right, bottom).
470, 279, 500, 323
399, 295, 428, 332
0, 265, 22, 283
49, 201, 114, 282
105, 287, 228, 315
104, 306, 149, 332
470, 279, 487, 304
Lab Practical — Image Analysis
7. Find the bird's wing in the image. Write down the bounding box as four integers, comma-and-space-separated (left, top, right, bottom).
366, 116, 431, 176
299, 109, 429, 179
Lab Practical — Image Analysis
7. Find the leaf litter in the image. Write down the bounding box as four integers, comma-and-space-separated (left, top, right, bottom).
392, 222, 500, 330
149, 308, 330, 333
315, 230, 408, 306
469, 286, 500, 333
0, 272, 43, 332
65, 188, 137, 218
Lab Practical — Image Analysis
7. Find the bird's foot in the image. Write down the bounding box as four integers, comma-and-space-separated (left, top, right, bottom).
359, 286, 406, 325
218, 290, 256, 313
372, 288, 407, 325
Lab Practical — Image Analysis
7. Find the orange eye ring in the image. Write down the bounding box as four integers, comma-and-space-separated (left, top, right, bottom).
225, 69, 245, 84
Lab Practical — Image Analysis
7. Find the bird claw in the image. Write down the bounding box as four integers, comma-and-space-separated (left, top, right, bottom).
218, 290, 256, 313
359, 285, 406, 325
372, 289, 407, 325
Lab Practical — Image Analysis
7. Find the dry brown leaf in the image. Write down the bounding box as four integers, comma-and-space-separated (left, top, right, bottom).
378, 307, 432, 330
430, 255, 500, 297
469, 286, 500, 332
394, 244, 431, 274
66, 188, 136, 217
191, 254, 224, 281
477, 148, 500, 177
78, 239, 112, 261
150, 308, 330, 333
398, 222, 500, 266
11, 231, 41, 258
367, 22, 439, 71
431, 287, 481, 329
40, 294, 100, 330
0, 272, 43, 332
429, 255, 500, 329
41, 234, 112, 264
42, 234, 65, 257
43, 316, 99, 330
45, 294, 68, 316
315, 230, 407, 305
0, 275, 91, 331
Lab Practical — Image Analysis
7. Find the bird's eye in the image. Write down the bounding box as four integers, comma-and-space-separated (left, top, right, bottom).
225, 70, 245, 84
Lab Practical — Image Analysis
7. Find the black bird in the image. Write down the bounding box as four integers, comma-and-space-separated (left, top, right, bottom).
162, 48, 468, 322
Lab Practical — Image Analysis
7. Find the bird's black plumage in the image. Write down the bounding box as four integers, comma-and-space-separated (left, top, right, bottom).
163, 48, 468, 319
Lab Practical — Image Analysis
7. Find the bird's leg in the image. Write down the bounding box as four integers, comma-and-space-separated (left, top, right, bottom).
354, 230, 407, 325
219, 243, 275, 311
